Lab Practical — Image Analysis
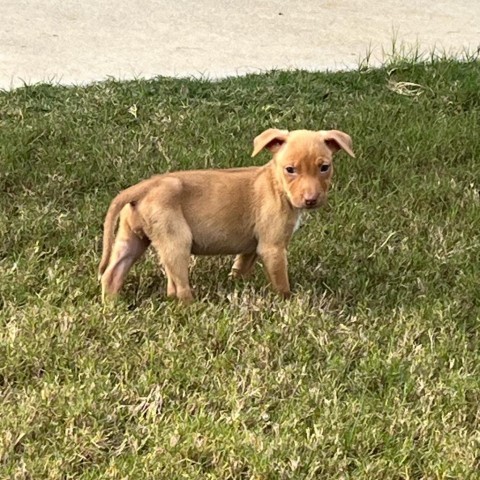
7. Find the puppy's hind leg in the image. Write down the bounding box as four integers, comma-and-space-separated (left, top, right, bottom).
159, 247, 192, 303
149, 217, 193, 304
101, 205, 150, 301
139, 177, 194, 303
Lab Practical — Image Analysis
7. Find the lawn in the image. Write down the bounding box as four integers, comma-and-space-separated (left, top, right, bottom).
1, 59, 479, 479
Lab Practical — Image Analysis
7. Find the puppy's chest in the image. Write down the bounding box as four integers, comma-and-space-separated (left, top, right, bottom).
293, 213, 303, 233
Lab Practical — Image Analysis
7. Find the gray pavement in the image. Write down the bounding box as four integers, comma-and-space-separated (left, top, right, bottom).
1, 0, 479, 90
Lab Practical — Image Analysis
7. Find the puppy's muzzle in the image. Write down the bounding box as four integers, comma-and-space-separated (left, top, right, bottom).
304, 194, 321, 209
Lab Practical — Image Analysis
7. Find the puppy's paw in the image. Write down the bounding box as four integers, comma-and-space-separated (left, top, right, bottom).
279, 290, 292, 300
230, 268, 243, 279
230, 268, 253, 279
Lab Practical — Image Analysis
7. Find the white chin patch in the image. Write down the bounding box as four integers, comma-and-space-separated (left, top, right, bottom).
293, 213, 303, 233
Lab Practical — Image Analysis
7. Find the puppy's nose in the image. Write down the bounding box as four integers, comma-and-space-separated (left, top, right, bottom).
304, 195, 318, 207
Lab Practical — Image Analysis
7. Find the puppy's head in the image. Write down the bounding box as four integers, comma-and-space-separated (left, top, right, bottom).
252, 128, 355, 209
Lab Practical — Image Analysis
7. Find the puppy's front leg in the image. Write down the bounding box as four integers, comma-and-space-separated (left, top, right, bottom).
231, 252, 258, 278
257, 244, 291, 298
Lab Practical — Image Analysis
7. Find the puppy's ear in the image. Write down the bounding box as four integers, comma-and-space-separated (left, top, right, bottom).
320, 130, 355, 158
251, 129, 289, 157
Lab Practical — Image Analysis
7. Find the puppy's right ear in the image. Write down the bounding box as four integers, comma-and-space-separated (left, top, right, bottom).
251, 129, 289, 157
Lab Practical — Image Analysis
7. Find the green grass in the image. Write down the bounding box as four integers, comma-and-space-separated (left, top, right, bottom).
1, 59, 480, 479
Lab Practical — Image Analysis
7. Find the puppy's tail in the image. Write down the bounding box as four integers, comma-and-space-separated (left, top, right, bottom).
98, 176, 159, 280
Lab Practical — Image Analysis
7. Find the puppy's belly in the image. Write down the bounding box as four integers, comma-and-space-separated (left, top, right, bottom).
191, 232, 257, 255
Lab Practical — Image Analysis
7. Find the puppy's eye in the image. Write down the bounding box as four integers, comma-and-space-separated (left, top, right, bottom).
285, 166, 296, 174
320, 164, 330, 173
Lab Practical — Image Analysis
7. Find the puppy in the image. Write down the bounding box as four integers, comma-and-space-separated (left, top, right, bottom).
98, 128, 354, 303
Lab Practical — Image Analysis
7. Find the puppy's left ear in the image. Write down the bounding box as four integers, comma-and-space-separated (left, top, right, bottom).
320, 130, 355, 158
251, 128, 289, 157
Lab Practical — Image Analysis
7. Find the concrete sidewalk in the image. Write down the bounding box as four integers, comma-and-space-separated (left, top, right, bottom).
2, 0, 479, 90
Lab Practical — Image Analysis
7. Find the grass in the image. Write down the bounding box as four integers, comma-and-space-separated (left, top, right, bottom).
1, 58, 480, 479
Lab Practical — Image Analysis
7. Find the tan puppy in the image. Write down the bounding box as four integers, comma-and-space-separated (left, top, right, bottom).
99, 129, 354, 303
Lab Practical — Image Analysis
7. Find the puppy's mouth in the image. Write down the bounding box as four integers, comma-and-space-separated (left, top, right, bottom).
289, 200, 322, 210
304, 203, 321, 210
302, 198, 326, 210
287, 194, 325, 210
